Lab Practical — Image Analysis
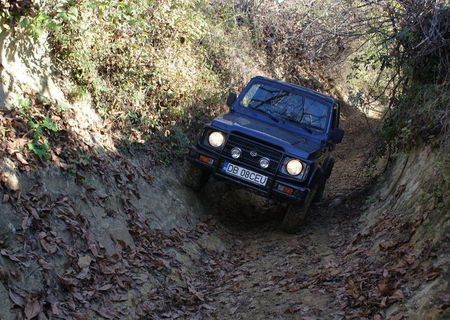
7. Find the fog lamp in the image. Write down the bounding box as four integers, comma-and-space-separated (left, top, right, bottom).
231, 147, 241, 159
259, 157, 270, 169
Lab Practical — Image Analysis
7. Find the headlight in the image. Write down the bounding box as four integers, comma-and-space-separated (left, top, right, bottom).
208, 131, 225, 148
286, 159, 303, 176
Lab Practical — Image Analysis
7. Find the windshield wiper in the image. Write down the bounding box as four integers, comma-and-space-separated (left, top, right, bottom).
251, 92, 289, 110
254, 109, 280, 123
281, 117, 313, 134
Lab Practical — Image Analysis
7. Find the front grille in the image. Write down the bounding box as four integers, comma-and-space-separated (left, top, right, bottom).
222, 134, 283, 174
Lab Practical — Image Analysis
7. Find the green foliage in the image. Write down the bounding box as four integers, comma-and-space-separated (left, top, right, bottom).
41, 2, 222, 133
40, 117, 58, 132
44, 0, 217, 121
18, 99, 58, 160
343, 2, 449, 157
380, 84, 449, 154
28, 0, 257, 162
3, 1, 265, 162
27, 141, 51, 160
18, 98, 32, 115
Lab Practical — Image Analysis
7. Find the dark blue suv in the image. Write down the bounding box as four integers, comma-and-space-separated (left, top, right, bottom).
183, 76, 344, 233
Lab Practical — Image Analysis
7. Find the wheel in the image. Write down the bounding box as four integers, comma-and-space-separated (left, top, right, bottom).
312, 178, 326, 203
182, 160, 210, 191
313, 158, 334, 203
280, 183, 318, 234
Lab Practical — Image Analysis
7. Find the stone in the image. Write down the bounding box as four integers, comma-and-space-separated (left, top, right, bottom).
77, 255, 93, 269
0, 158, 20, 191
328, 196, 344, 208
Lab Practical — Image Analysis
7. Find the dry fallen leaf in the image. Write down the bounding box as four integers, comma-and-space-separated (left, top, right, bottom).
424, 269, 442, 281
379, 240, 397, 250
391, 312, 404, 320
284, 304, 302, 313
57, 275, 78, 288
390, 289, 405, 301
112, 294, 128, 302
377, 279, 393, 296
95, 306, 115, 319
227, 282, 241, 292
15, 152, 29, 165
1, 249, 20, 262
38, 259, 54, 270
98, 284, 113, 291
9, 290, 25, 307
188, 286, 204, 301
24, 298, 41, 320
69, 312, 88, 320
39, 237, 57, 254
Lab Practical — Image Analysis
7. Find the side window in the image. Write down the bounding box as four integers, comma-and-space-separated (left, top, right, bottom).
241, 84, 261, 107
301, 97, 329, 130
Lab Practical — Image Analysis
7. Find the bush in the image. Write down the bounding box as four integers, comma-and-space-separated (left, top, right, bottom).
3, 0, 268, 162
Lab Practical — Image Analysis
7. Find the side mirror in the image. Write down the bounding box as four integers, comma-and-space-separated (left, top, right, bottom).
226, 92, 237, 109
330, 128, 344, 144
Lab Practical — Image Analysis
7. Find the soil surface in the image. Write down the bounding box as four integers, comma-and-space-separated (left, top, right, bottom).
203, 204, 360, 320
326, 102, 382, 198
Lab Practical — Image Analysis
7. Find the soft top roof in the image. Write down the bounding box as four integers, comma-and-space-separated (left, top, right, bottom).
251, 76, 336, 104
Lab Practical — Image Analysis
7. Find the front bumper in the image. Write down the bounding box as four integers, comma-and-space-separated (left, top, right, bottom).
187, 145, 309, 204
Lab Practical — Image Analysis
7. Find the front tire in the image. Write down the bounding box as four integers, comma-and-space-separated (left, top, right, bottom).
182, 161, 210, 191
312, 178, 326, 203
313, 158, 334, 203
281, 184, 318, 234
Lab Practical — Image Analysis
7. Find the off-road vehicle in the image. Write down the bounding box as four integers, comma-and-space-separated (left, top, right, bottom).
183, 76, 344, 233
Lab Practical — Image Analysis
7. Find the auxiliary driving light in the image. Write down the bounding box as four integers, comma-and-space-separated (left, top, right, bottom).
259, 157, 270, 169
231, 147, 241, 159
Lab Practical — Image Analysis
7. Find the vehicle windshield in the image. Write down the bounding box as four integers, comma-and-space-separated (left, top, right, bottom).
240, 83, 330, 132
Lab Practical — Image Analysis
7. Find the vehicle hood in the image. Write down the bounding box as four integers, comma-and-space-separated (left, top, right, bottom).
211, 112, 324, 159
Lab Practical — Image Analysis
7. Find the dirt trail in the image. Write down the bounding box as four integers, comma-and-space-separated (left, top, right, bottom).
191, 107, 381, 319
206, 206, 354, 320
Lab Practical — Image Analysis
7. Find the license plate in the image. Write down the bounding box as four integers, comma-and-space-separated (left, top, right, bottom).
222, 162, 268, 186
